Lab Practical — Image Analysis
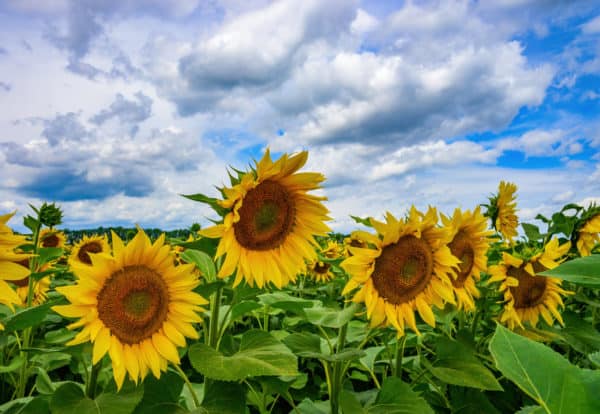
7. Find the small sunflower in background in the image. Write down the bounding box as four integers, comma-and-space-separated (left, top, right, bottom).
0, 212, 30, 326
201, 149, 331, 289
575, 208, 600, 256
488, 238, 571, 330
341, 207, 459, 336
69, 234, 110, 266
485, 181, 518, 243
53, 230, 208, 389
39, 228, 67, 248
306, 260, 335, 283
343, 233, 368, 256
13, 258, 51, 306
321, 240, 343, 259
442, 207, 493, 312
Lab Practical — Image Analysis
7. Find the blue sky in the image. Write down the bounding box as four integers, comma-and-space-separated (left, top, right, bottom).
0, 0, 599, 232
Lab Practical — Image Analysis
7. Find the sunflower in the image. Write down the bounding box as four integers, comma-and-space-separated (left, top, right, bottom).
441, 207, 493, 312
491, 181, 518, 242
576, 213, 600, 256
341, 207, 459, 336
0, 212, 30, 325
321, 240, 342, 259
488, 239, 571, 330
343, 234, 368, 257
39, 228, 67, 248
306, 260, 335, 283
52, 229, 208, 389
13, 258, 51, 306
69, 234, 110, 266
201, 149, 331, 288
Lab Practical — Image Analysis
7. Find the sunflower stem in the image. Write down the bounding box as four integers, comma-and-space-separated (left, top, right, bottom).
86, 361, 101, 399
393, 335, 406, 379
16, 218, 42, 398
173, 364, 200, 409
330, 319, 348, 414
208, 286, 223, 349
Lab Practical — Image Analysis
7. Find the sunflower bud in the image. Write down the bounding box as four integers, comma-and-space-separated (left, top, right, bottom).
39, 202, 63, 228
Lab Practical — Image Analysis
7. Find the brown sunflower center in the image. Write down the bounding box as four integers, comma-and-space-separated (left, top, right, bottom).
234, 180, 296, 250
507, 266, 548, 308
372, 235, 434, 305
314, 261, 330, 274
77, 241, 103, 265
96, 265, 169, 345
448, 231, 475, 288
42, 234, 60, 247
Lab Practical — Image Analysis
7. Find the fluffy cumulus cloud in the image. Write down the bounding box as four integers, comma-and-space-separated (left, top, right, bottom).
0, 0, 598, 231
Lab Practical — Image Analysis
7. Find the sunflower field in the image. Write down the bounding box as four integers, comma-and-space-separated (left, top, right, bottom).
1, 149, 600, 414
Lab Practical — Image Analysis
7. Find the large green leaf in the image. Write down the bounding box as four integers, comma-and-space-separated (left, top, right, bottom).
426, 337, 502, 391
448, 387, 500, 414
50, 382, 143, 414
132, 371, 184, 414
539, 255, 600, 286
188, 330, 298, 381
180, 250, 216, 280
3, 300, 61, 332
196, 381, 245, 414
257, 292, 318, 314
367, 377, 434, 414
556, 311, 600, 354
303, 303, 360, 328
490, 324, 600, 414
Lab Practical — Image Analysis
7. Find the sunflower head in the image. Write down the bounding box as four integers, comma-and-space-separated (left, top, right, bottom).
442, 207, 493, 311
488, 238, 571, 330
69, 234, 110, 266
39, 228, 67, 248
0, 212, 31, 316
12, 258, 51, 306
200, 149, 331, 289
321, 240, 343, 259
306, 260, 335, 283
485, 181, 518, 243
343, 234, 368, 256
53, 229, 208, 389
575, 204, 600, 256
341, 207, 459, 336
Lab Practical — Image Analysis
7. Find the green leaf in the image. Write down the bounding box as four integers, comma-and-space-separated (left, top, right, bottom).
426, 337, 502, 391
539, 255, 600, 286
489, 324, 600, 414
194, 281, 226, 299
282, 332, 323, 355
179, 237, 218, 258
359, 346, 385, 372
188, 330, 298, 381
228, 301, 262, 322
94, 385, 144, 414
448, 387, 500, 414
350, 215, 372, 227
257, 292, 318, 314
181, 193, 228, 216
3, 300, 60, 332
132, 371, 184, 414
340, 390, 368, 413
589, 351, 600, 368
368, 377, 434, 414
297, 348, 365, 363
521, 223, 542, 241
303, 303, 360, 328
199, 381, 245, 414
556, 311, 600, 354
37, 247, 64, 265
180, 249, 216, 280
49, 382, 96, 414
515, 407, 545, 414
50, 382, 144, 414
0, 354, 25, 373
293, 398, 329, 414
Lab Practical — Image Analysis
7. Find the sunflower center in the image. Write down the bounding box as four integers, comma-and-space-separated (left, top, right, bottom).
507, 266, 548, 308
42, 234, 60, 248
234, 180, 296, 250
372, 235, 434, 305
78, 241, 103, 265
448, 231, 475, 288
97, 265, 169, 345
314, 262, 330, 274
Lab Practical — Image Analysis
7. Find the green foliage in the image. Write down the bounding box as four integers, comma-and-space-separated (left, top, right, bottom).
540, 255, 600, 286
188, 330, 298, 381
490, 324, 600, 414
